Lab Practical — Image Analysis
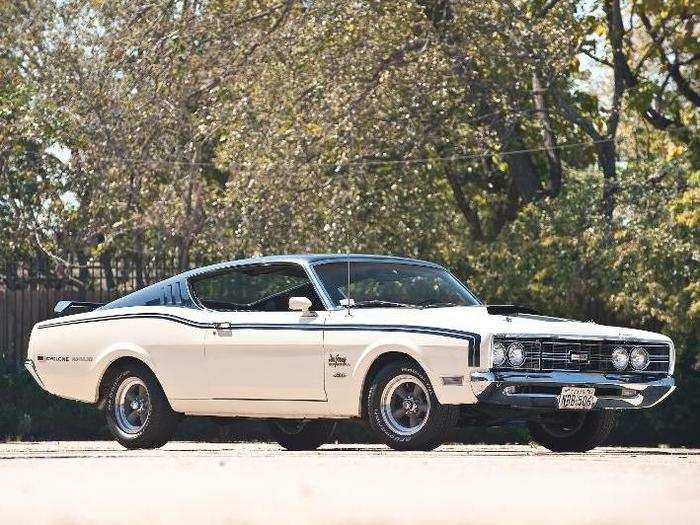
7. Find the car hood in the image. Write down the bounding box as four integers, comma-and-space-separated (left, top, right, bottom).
360, 306, 671, 343
470, 311, 668, 342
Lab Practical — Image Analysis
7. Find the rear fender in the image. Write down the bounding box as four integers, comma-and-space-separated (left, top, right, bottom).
91, 343, 157, 403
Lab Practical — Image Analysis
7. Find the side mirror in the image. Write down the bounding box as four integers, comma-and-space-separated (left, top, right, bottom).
289, 296, 313, 314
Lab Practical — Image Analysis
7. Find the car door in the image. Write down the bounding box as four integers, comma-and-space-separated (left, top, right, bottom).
191, 263, 327, 401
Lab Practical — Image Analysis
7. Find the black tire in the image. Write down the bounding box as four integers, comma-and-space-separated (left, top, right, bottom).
365, 360, 457, 451
104, 364, 179, 449
528, 411, 617, 452
269, 420, 336, 451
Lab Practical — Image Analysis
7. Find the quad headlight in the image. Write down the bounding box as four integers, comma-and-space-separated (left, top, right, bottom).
630, 346, 650, 371
492, 341, 507, 367
491, 340, 526, 368
507, 342, 526, 367
611, 346, 629, 371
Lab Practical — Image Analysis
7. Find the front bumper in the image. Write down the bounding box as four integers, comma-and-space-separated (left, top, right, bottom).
471, 370, 675, 409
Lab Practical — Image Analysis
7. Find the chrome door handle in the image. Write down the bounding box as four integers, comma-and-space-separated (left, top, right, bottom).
214, 322, 233, 330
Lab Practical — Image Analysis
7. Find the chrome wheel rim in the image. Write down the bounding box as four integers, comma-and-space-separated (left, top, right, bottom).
380, 374, 431, 436
114, 377, 150, 435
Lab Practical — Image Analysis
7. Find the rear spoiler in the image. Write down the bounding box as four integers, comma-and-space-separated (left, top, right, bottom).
54, 300, 104, 316
486, 304, 542, 316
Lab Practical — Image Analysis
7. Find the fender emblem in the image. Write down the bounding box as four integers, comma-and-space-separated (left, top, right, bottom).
328, 354, 350, 367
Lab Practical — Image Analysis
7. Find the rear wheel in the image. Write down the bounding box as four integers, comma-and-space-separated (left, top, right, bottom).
365, 360, 457, 451
528, 411, 617, 452
269, 420, 336, 451
105, 364, 179, 449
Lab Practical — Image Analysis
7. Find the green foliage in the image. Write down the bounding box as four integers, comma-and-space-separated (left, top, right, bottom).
0, 362, 107, 441
464, 164, 698, 340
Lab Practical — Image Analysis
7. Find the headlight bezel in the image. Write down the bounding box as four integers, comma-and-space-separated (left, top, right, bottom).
611, 346, 630, 371
506, 341, 526, 367
491, 338, 530, 369
630, 346, 650, 371
491, 341, 507, 367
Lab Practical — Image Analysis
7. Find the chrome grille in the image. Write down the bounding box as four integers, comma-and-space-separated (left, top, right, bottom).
540, 341, 607, 372
520, 340, 541, 371
495, 338, 671, 374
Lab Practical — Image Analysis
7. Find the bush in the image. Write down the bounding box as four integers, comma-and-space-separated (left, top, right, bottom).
0, 362, 107, 441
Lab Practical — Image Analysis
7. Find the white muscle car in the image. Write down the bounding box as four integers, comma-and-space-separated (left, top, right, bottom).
25, 254, 675, 451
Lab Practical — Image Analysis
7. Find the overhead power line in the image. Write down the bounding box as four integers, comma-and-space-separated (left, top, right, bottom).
340, 138, 613, 167
18, 137, 613, 170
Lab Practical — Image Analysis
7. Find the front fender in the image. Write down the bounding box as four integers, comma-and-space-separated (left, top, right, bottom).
352, 333, 475, 412
353, 338, 433, 394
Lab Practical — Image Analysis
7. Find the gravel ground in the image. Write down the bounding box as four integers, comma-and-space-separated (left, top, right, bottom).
1, 442, 698, 525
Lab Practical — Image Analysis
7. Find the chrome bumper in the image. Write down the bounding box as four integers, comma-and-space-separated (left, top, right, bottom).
24, 359, 44, 387
470, 371, 675, 410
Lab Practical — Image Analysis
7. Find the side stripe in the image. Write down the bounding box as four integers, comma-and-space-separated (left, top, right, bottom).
38, 312, 213, 329
36, 313, 481, 357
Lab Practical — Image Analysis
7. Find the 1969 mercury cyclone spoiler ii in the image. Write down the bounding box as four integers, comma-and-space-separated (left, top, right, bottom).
25, 254, 676, 451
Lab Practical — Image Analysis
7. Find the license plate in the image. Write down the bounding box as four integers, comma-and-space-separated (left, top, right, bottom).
558, 387, 597, 410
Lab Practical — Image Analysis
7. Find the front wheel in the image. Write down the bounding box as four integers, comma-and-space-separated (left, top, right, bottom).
269, 420, 336, 451
365, 360, 457, 451
528, 411, 617, 452
105, 364, 179, 449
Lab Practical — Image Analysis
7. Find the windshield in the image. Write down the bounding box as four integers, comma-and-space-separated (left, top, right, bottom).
313, 261, 481, 308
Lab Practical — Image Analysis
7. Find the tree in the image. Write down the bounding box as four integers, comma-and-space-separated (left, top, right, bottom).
548, 0, 699, 218
0, 13, 67, 278
213, 1, 589, 243
5, 0, 297, 275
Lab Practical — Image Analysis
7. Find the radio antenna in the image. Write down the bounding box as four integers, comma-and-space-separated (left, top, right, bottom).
345, 252, 352, 316
343, 159, 354, 316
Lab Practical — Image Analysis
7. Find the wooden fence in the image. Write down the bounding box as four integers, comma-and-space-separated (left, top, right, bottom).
0, 256, 195, 370
0, 289, 119, 369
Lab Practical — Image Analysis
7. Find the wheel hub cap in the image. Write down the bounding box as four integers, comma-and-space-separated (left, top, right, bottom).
403, 398, 418, 413
114, 377, 151, 435
380, 374, 431, 437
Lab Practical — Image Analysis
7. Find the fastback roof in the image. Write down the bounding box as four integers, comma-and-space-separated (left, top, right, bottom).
181, 253, 443, 279
100, 254, 445, 310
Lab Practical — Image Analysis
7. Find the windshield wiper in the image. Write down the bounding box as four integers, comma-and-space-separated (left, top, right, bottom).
349, 300, 419, 309
419, 302, 461, 309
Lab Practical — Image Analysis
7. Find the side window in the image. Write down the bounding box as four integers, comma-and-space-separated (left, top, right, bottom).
190, 264, 324, 312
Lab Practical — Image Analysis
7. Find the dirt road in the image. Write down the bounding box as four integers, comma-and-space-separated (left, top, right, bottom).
1, 442, 697, 524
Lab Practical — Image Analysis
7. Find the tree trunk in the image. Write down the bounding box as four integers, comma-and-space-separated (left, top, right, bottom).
178, 237, 191, 272
532, 72, 562, 195
494, 123, 541, 203
442, 166, 485, 241
416, 1, 541, 205
76, 250, 89, 295
132, 230, 145, 289
491, 180, 520, 237
99, 249, 115, 292
596, 139, 617, 219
